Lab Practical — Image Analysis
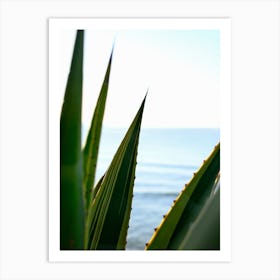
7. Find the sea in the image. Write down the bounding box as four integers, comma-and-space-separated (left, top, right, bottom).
84, 127, 220, 250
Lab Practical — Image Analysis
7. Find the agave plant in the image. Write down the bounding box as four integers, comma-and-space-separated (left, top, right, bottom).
60, 30, 221, 251
60, 30, 85, 250
145, 144, 220, 250
60, 30, 147, 250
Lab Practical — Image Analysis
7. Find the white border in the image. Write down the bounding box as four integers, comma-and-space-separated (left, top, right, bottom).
49, 18, 231, 262
1, 1, 279, 279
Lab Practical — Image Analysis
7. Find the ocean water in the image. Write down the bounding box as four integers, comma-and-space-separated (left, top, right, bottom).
86, 128, 220, 250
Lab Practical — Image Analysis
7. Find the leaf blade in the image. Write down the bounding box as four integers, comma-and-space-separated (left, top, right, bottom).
60, 30, 85, 250
83, 49, 114, 212
145, 143, 220, 250
85, 96, 146, 250
178, 181, 220, 250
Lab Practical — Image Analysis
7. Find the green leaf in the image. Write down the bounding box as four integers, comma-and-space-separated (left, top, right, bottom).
60, 30, 85, 250
83, 49, 114, 212
145, 143, 220, 250
85, 96, 146, 250
178, 180, 220, 250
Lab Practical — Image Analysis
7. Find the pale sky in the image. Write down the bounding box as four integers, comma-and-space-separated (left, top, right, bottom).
60, 29, 220, 129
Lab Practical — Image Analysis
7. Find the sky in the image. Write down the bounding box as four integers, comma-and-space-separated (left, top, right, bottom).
60, 29, 220, 129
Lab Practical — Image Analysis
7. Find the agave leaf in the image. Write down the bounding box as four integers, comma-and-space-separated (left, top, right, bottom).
146, 143, 220, 250
178, 179, 220, 250
60, 30, 85, 250
85, 96, 146, 250
83, 49, 114, 212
